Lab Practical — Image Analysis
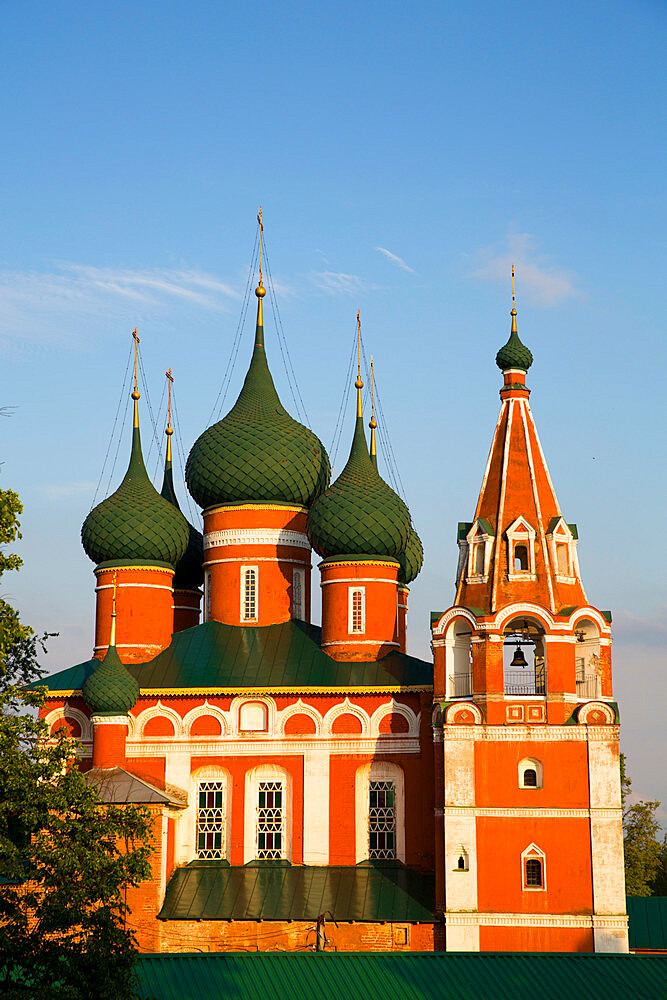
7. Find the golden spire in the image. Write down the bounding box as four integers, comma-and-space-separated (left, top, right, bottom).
165, 368, 174, 463
132, 328, 141, 427
369, 355, 377, 458
255, 206, 266, 326
355, 310, 364, 418
511, 264, 517, 333
109, 570, 118, 647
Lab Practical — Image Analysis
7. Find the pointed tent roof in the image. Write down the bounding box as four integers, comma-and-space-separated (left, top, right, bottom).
161, 432, 204, 590
455, 299, 587, 615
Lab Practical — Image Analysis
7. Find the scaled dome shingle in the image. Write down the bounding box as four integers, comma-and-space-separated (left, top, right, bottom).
82, 643, 139, 717
398, 524, 424, 585
186, 321, 330, 510
161, 451, 204, 590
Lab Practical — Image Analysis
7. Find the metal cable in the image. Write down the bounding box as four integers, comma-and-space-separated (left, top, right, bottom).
360, 339, 406, 499
91, 341, 133, 509
329, 328, 357, 472
172, 386, 201, 526
262, 238, 310, 427
137, 348, 163, 470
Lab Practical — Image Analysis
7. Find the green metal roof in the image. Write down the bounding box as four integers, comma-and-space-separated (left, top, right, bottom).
135, 953, 667, 1000
161, 452, 204, 590
81, 641, 139, 716
496, 326, 534, 373
158, 863, 436, 922
38, 619, 433, 694
627, 897, 667, 951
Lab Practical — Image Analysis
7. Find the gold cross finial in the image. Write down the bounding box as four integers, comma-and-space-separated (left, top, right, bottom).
255, 206, 266, 312
369, 355, 377, 458
355, 311, 363, 418
165, 368, 174, 462
257, 206, 264, 286
511, 265, 518, 332
131, 329, 141, 426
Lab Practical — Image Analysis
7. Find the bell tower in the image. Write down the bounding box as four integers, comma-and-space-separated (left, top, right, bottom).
431, 271, 627, 953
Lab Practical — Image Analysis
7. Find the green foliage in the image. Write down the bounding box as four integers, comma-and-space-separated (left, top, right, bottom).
0, 685, 154, 999
621, 753, 664, 897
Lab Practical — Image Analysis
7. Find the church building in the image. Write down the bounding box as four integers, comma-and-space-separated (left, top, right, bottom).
38, 228, 628, 954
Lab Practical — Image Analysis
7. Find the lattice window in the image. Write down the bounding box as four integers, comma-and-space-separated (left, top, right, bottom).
369, 780, 396, 859
292, 568, 304, 621
204, 570, 211, 622
242, 567, 257, 621
350, 589, 364, 633
257, 781, 284, 859
525, 858, 543, 887
197, 781, 225, 859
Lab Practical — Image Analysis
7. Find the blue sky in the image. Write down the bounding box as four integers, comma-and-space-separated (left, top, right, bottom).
1, 1, 665, 809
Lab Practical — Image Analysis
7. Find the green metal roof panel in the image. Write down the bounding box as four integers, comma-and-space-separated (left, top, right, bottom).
158, 864, 436, 922
136, 953, 667, 1000
627, 896, 667, 950
39, 620, 433, 693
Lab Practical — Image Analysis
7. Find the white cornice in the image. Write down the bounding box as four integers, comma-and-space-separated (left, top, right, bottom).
204, 528, 310, 550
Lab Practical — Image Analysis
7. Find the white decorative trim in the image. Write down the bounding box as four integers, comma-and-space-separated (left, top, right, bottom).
567, 607, 611, 633
444, 702, 483, 725
442, 724, 620, 742
186, 764, 232, 864
95, 583, 173, 592
495, 603, 555, 631
521, 842, 546, 891
370, 700, 419, 737
240, 564, 258, 622
204, 528, 310, 550
90, 714, 130, 727
244, 763, 292, 863
518, 401, 555, 612
182, 700, 229, 737
135, 701, 184, 737
578, 702, 616, 725
355, 761, 405, 863
204, 556, 309, 567
45, 705, 92, 741
278, 699, 324, 736
322, 577, 397, 586
322, 639, 399, 648
443, 806, 620, 818
323, 697, 371, 736
230, 695, 277, 736
519, 757, 543, 788
348, 585, 366, 634
445, 912, 628, 929
432, 607, 477, 638
491, 398, 515, 611
125, 737, 420, 756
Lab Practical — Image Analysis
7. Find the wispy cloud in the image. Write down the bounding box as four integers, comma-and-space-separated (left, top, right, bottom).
310, 270, 377, 296
41, 481, 97, 501
376, 247, 415, 274
612, 607, 667, 647
471, 232, 577, 306
0, 262, 241, 350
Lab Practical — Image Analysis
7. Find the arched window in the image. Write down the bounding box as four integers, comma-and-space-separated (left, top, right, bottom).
514, 544, 529, 571
291, 568, 305, 621
244, 764, 292, 863
575, 619, 602, 700
197, 780, 226, 859
521, 843, 546, 891
355, 762, 405, 863
204, 570, 212, 622
241, 566, 258, 621
349, 588, 365, 634
184, 766, 232, 866
519, 757, 543, 789
239, 701, 268, 732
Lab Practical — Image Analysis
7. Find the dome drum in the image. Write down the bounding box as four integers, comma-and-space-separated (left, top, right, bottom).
93, 564, 176, 663
319, 557, 401, 662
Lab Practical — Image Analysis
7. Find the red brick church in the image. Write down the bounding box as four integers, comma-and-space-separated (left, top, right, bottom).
39, 227, 628, 954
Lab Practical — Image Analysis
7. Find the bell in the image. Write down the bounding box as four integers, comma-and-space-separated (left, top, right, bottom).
510, 646, 528, 668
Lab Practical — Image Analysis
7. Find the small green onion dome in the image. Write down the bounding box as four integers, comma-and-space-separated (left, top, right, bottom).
82, 415, 190, 568
161, 446, 204, 590
82, 643, 139, 717
398, 523, 423, 585
307, 409, 411, 560
186, 314, 330, 510
495, 315, 533, 372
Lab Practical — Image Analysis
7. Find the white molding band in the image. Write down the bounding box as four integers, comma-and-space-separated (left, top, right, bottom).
91, 715, 130, 726
204, 528, 310, 550
204, 557, 309, 567
96, 583, 173, 592
125, 737, 421, 756
321, 577, 398, 586
322, 639, 400, 648
443, 806, 621, 819
445, 912, 628, 929
442, 725, 620, 741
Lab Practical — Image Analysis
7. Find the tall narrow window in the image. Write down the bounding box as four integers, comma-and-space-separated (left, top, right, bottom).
257, 781, 284, 859
349, 588, 365, 634
369, 780, 396, 859
525, 858, 543, 887
556, 542, 569, 576
521, 843, 546, 891
197, 781, 225, 859
241, 567, 258, 621
514, 544, 529, 571
204, 570, 212, 622
291, 568, 305, 621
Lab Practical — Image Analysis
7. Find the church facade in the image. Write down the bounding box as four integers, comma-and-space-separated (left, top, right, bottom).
39, 243, 628, 953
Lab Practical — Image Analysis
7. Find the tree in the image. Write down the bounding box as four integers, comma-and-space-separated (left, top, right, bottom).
0, 486, 154, 998
621, 753, 663, 897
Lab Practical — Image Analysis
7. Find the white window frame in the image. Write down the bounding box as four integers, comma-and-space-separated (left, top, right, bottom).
203, 569, 212, 622
348, 586, 366, 634
518, 757, 543, 789
521, 843, 547, 891
178, 766, 231, 866
465, 519, 495, 583
291, 567, 305, 621
240, 565, 258, 622
239, 700, 268, 733
506, 517, 537, 581
546, 517, 577, 584
355, 762, 405, 863
244, 764, 292, 863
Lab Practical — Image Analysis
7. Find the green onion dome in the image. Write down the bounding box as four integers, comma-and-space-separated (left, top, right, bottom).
496, 311, 533, 372
161, 443, 204, 590
186, 304, 330, 510
82, 643, 139, 717
398, 523, 423, 585
82, 408, 190, 568
307, 406, 411, 560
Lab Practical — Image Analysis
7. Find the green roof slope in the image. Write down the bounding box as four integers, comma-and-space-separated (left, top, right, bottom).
135, 953, 666, 1000
159, 863, 436, 922
38, 620, 433, 693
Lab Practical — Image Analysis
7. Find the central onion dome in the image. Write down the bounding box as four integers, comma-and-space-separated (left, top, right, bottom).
161, 430, 204, 590
82, 641, 139, 717
82, 394, 190, 568
496, 270, 533, 373
307, 378, 411, 560
186, 282, 330, 510
398, 524, 424, 585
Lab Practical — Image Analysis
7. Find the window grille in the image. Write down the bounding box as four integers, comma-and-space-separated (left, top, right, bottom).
196, 781, 225, 859
523, 768, 537, 787
204, 570, 211, 622
525, 858, 543, 887
351, 590, 364, 633
257, 781, 284, 859
242, 568, 257, 621
369, 780, 396, 859
292, 568, 304, 620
